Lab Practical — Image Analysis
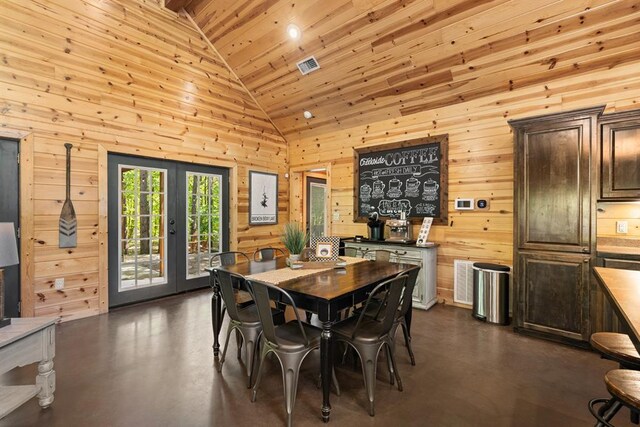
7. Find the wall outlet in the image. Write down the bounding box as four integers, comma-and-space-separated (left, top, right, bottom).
333, 211, 340, 221
54, 278, 64, 290
616, 221, 629, 234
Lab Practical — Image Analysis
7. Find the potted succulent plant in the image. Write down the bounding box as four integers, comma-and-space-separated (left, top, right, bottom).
281, 221, 308, 263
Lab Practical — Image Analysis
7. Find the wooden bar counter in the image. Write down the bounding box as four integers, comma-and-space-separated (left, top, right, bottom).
593, 267, 640, 352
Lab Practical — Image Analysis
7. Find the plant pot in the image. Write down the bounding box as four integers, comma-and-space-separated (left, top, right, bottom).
287, 253, 301, 266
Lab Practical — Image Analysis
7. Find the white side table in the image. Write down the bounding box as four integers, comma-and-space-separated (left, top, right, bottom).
0, 317, 57, 419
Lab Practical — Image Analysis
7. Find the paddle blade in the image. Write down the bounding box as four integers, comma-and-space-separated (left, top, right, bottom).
59, 199, 77, 248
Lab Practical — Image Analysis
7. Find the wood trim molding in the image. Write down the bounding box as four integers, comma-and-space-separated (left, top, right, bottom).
97, 144, 109, 313
229, 164, 238, 251
19, 133, 35, 317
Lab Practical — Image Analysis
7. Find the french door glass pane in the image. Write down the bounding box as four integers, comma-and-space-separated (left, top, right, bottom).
119, 165, 167, 291
186, 172, 222, 278
309, 182, 327, 239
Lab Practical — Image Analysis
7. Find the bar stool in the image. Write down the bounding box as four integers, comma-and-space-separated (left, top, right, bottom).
589, 370, 640, 426
591, 333, 640, 370
590, 332, 640, 425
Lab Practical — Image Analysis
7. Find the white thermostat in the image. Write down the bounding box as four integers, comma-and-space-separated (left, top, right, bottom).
455, 198, 474, 210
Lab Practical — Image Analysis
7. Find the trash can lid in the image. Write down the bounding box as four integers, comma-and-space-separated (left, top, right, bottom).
472, 262, 510, 272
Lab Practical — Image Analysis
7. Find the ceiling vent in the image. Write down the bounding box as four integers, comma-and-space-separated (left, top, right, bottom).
296, 56, 320, 75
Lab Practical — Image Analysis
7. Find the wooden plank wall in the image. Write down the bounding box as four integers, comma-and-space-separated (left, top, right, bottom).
0, 0, 288, 321
289, 78, 640, 306
597, 202, 640, 244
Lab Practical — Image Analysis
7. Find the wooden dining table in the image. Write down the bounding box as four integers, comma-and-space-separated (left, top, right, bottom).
592, 267, 640, 353
206, 257, 414, 422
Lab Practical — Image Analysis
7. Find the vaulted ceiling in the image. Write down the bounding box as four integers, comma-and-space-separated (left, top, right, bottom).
166, 0, 640, 139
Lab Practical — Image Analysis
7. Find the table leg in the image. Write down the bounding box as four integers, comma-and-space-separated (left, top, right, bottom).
211, 274, 222, 357
36, 359, 55, 408
320, 321, 332, 423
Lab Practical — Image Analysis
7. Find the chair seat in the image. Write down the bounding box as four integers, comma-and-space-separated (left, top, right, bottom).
274, 321, 322, 351
333, 315, 387, 344
606, 369, 640, 410
591, 332, 640, 367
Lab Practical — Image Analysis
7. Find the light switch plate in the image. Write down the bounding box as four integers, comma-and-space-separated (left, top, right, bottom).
54, 278, 64, 290
616, 221, 628, 234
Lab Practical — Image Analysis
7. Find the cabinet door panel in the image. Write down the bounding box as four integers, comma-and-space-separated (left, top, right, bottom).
519, 252, 589, 340
516, 118, 592, 252
602, 115, 640, 199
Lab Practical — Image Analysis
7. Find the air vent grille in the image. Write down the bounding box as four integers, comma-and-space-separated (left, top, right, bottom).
454, 259, 475, 305
296, 56, 320, 75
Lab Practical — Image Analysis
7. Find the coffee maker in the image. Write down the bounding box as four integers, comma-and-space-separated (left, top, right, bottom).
386, 210, 412, 243
367, 212, 385, 241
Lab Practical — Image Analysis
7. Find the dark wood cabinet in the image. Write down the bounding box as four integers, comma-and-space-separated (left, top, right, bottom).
510, 106, 602, 345
601, 111, 640, 199
519, 251, 590, 341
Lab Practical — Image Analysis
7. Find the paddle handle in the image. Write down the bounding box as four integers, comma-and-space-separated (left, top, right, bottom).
64, 143, 72, 200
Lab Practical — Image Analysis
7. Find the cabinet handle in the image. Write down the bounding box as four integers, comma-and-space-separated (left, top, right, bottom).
394, 250, 407, 255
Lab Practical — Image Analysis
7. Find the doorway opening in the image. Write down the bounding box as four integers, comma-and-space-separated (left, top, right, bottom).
107, 154, 229, 307
0, 138, 20, 317
289, 164, 332, 238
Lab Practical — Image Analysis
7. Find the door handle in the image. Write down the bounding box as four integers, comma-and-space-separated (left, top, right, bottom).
169, 219, 176, 225
169, 229, 176, 235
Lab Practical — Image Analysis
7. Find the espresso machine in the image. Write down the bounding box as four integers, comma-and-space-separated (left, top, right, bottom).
386, 210, 413, 243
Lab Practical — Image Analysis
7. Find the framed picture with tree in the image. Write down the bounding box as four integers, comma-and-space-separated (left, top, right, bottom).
249, 170, 278, 225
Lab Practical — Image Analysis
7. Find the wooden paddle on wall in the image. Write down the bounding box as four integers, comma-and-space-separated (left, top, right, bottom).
59, 143, 77, 248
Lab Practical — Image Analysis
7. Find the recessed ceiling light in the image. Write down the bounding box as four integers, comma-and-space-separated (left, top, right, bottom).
287, 24, 301, 40
303, 110, 314, 119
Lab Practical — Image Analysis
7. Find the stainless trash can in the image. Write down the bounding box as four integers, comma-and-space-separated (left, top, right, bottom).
472, 262, 510, 325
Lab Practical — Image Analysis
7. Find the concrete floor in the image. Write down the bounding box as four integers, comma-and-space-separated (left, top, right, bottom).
0, 290, 633, 426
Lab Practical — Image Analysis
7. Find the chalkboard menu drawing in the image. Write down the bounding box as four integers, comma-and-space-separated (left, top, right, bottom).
353, 135, 448, 224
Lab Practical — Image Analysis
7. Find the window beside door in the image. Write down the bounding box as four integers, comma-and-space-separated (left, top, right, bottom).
118, 166, 167, 291
186, 172, 223, 279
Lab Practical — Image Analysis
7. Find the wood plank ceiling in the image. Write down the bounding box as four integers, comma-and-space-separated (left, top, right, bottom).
168, 0, 640, 140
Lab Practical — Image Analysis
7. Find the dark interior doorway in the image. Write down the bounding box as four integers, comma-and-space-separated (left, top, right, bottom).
0, 138, 20, 317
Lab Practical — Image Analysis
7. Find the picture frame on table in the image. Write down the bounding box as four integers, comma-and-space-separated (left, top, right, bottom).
309, 235, 341, 262
249, 170, 278, 225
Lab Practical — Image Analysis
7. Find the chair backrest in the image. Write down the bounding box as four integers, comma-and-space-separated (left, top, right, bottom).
397, 266, 420, 318
210, 251, 250, 267
253, 247, 286, 262
353, 275, 407, 339
363, 249, 394, 262
246, 280, 309, 348
215, 269, 247, 322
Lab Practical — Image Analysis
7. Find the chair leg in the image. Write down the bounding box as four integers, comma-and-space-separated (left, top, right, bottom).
356, 346, 379, 417
589, 397, 621, 427
218, 325, 234, 372
251, 347, 270, 402
400, 321, 416, 366
386, 341, 403, 392
243, 329, 261, 389
632, 408, 640, 425
280, 353, 305, 427
384, 344, 395, 385
236, 330, 243, 360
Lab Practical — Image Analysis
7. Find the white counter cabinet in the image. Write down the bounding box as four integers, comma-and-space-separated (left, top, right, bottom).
344, 241, 438, 310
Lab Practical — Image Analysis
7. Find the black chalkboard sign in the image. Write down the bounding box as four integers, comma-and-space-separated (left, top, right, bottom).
353, 135, 448, 224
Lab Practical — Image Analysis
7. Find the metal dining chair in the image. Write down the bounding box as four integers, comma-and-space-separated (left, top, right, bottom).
209, 251, 253, 357
253, 247, 286, 261
247, 279, 335, 427
215, 270, 285, 388
333, 275, 407, 416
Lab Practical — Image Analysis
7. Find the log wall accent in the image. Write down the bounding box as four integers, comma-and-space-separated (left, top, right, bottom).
0, 0, 288, 321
